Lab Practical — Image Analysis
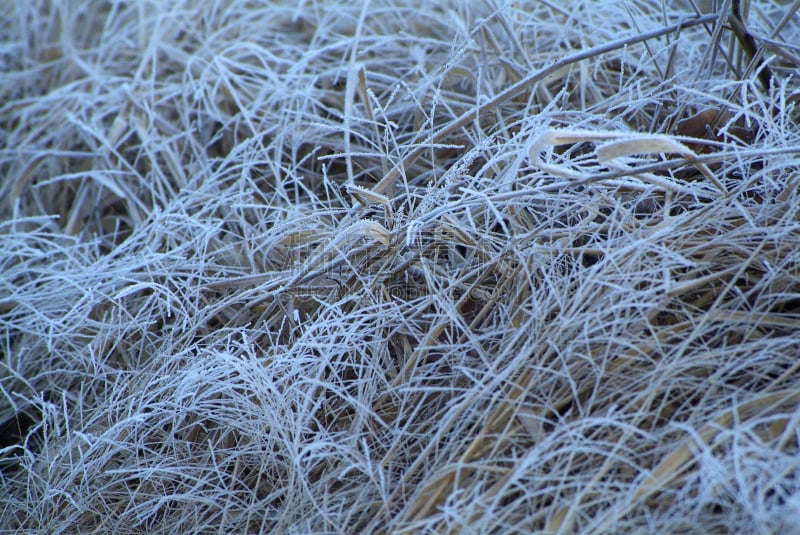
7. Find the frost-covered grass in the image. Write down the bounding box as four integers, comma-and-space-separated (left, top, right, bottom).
2, 0, 800, 533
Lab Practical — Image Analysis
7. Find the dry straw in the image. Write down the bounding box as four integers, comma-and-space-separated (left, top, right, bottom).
2, 0, 800, 533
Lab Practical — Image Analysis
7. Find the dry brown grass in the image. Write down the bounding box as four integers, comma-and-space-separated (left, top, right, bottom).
2, 0, 800, 533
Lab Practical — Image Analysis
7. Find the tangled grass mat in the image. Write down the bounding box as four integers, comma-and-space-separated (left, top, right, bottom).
2, 1, 800, 532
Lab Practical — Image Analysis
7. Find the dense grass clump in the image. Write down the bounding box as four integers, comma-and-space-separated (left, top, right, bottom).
2, 1, 800, 532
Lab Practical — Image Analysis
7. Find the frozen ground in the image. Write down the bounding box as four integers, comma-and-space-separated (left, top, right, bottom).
2, 1, 800, 532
